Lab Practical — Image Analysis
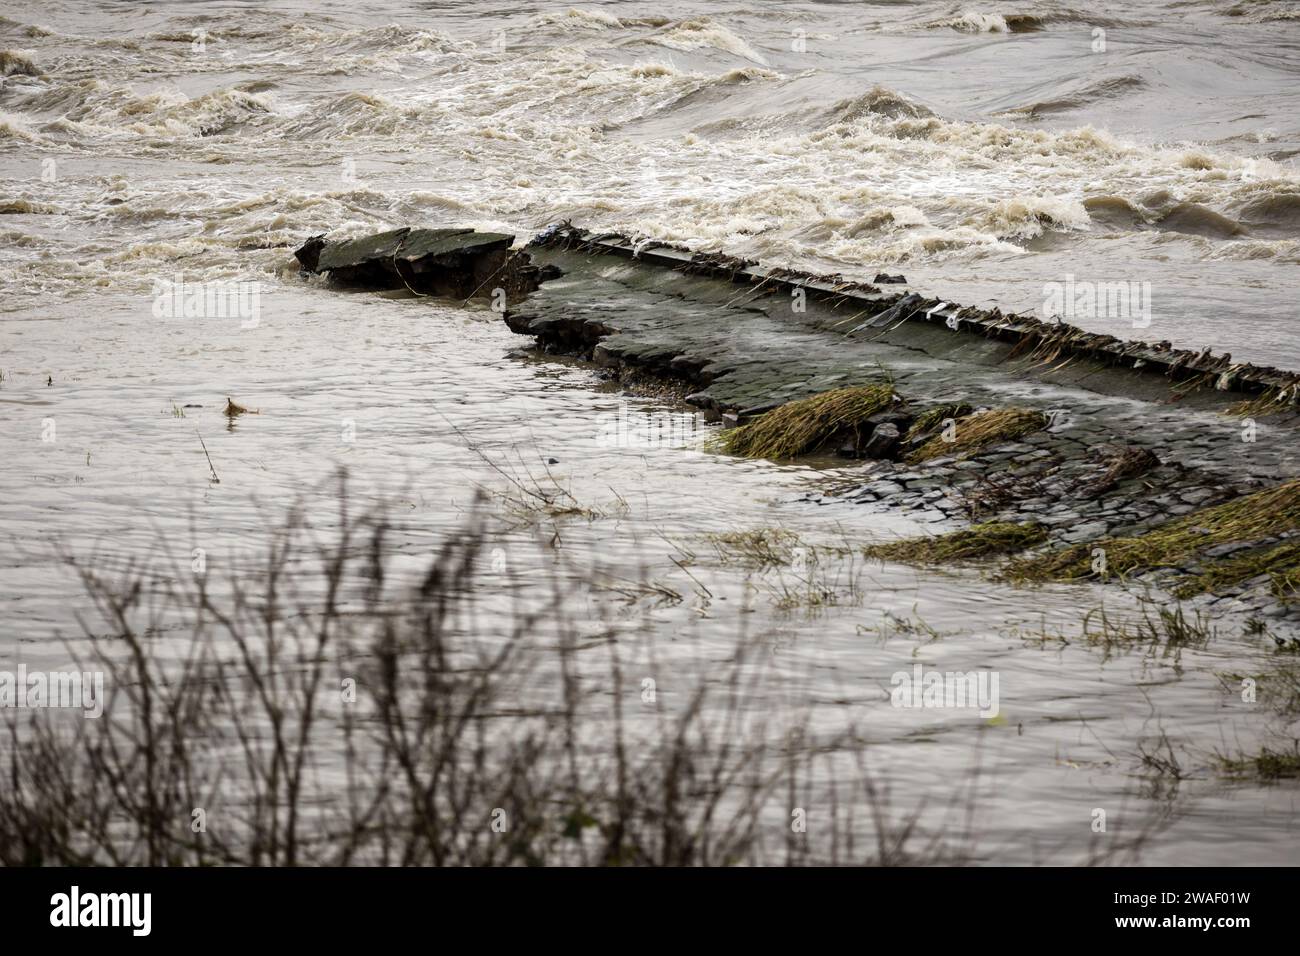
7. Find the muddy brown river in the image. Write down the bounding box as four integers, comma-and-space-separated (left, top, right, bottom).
2, 0, 1298, 864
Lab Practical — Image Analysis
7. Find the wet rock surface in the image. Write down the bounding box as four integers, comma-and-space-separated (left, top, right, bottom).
505, 226, 1300, 631
295, 226, 556, 300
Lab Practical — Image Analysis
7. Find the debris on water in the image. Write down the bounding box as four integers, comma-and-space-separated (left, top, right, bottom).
224, 397, 256, 418
1080, 444, 1161, 498
874, 273, 907, 284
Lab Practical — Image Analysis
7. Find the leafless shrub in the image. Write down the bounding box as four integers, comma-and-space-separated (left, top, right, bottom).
0, 474, 1164, 866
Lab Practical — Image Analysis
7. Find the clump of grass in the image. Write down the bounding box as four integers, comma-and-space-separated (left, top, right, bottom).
715, 384, 896, 459
1029, 605, 1214, 664
596, 575, 684, 608
494, 482, 609, 527
1174, 538, 1300, 600
1215, 743, 1300, 782
1020, 605, 1214, 665
1005, 478, 1300, 587
703, 528, 804, 569
904, 403, 972, 443
1080, 444, 1160, 498
1271, 556, 1300, 603
958, 469, 1052, 520
1225, 385, 1298, 419
907, 407, 1048, 463
764, 561, 864, 613
862, 521, 1046, 564
1218, 665, 1300, 717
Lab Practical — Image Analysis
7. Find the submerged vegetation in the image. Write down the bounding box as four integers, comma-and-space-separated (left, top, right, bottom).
1006, 478, 1300, 586
715, 384, 896, 459
1218, 663, 1300, 718
1215, 744, 1300, 782
907, 407, 1048, 463
1175, 538, 1300, 601
1017, 604, 1217, 667
701, 528, 805, 569
1077, 605, 1216, 656
862, 521, 1046, 564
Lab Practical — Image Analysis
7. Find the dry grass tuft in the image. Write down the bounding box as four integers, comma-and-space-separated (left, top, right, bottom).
1175, 538, 1300, 601
1080, 444, 1160, 498
1005, 478, 1300, 588
907, 407, 1048, 463
715, 384, 897, 460
863, 521, 1046, 564
905, 403, 973, 443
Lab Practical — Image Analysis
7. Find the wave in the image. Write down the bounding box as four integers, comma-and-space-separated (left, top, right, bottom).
1223, 2, 1300, 22
1082, 195, 1149, 229
533, 7, 674, 31
640, 18, 767, 64
823, 86, 934, 124
928, 7, 1122, 33
275, 54, 780, 140
0, 111, 49, 144
1231, 189, 1300, 237
0, 49, 39, 75
998, 75, 1146, 118
841, 205, 932, 237
0, 197, 57, 214
0, 17, 54, 39
535, 8, 625, 30
13, 80, 277, 139
1153, 201, 1246, 239
820, 224, 1026, 264
980, 196, 1091, 239
931, 12, 1017, 33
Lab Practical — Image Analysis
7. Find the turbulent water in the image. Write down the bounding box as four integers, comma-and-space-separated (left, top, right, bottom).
2, 1, 1300, 864
5, 0, 1299, 360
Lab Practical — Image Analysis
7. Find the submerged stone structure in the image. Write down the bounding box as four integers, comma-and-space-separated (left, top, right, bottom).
501, 225, 1300, 630
292, 223, 1300, 630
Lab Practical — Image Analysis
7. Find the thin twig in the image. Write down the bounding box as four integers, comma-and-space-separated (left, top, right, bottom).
196, 429, 220, 483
